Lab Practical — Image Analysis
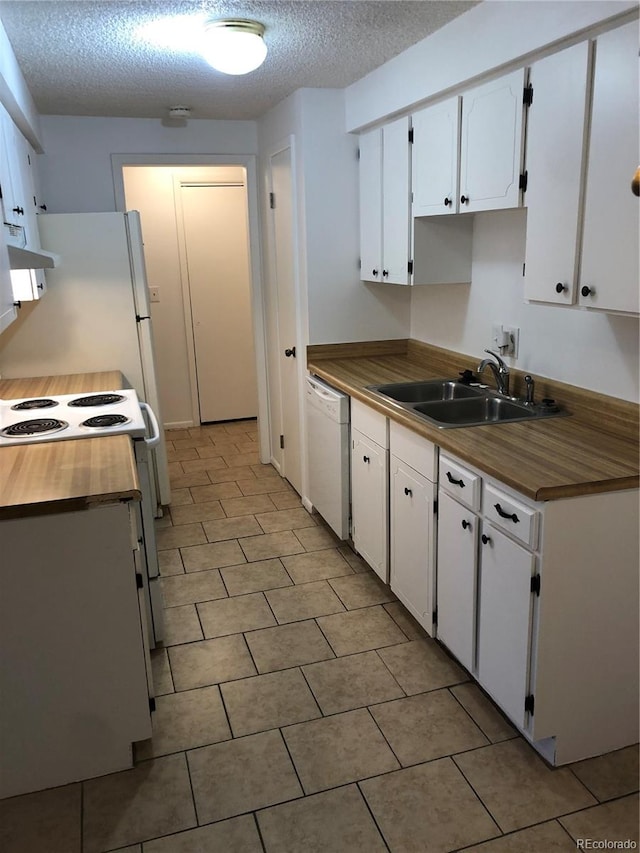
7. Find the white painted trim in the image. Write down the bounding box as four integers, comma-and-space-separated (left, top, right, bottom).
111, 153, 270, 465
301, 496, 313, 514
172, 174, 202, 428
165, 421, 195, 430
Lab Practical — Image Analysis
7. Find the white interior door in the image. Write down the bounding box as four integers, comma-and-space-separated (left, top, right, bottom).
180, 182, 258, 423
269, 146, 302, 494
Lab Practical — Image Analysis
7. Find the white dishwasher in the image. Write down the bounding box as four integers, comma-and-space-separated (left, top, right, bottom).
305, 374, 350, 540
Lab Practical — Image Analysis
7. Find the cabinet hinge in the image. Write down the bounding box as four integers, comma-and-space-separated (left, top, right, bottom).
358, 257, 362, 270
279, 434, 285, 449
356, 147, 360, 161
433, 498, 438, 515
524, 694, 535, 715
530, 574, 541, 596
149, 696, 156, 713
523, 84, 534, 106
519, 171, 528, 193
408, 127, 414, 143
136, 572, 144, 589
432, 607, 438, 626
522, 263, 526, 277
408, 260, 414, 275
269, 192, 275, 209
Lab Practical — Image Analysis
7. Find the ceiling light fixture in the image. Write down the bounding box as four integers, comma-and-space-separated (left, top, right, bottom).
200, 19, 267, 75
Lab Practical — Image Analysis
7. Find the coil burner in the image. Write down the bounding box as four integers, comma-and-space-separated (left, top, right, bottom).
1, 418, 69, 438
81, 414, 131, 429
10, 399, 59, 411
68, 394, 126, 408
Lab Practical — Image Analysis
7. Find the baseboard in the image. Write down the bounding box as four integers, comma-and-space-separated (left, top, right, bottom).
165, 421, 194, 430
301, 496, 313, 514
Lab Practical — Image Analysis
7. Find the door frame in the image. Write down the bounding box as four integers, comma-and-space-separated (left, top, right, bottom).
112, 153, 270, 464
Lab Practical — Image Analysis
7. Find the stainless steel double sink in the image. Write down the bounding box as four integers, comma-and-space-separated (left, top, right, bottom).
367, 379, 566, 428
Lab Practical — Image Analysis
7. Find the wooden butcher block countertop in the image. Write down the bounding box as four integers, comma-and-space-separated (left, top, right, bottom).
0, 371, 140, 518
307, 340, 639, 502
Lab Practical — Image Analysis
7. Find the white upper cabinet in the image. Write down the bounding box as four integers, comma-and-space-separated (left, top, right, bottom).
524, 41, 592, 305
359, 116, 411, 285
359, 127, 383, 283
412, 97, 461, 216
579, 21, 639, 315
459, 68, 527, 213
0, 217, 17, 334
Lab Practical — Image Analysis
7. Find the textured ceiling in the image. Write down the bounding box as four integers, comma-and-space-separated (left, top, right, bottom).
0, 0, 479, 120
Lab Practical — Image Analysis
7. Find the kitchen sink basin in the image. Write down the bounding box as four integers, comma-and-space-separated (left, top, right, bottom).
366, 378, 566, 428
371, 380, 484, 404
414, 396, 536, 426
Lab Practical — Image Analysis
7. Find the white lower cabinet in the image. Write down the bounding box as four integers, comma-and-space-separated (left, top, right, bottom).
476, 522, 535, 728
0, 501, 153, 798
437, 451, 639, 765
350, 400, 389, 582
436, 491, 477, 671
389, 422, 437, 635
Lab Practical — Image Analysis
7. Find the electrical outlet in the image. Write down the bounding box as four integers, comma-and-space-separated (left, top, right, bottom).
504, 326, 520, 359
149, 287, 160, 303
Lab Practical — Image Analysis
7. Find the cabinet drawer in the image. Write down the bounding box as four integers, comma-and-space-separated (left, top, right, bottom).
484, 484, 539, 549
439, 454, 481, 510
389, 421, 436, 481
352, 399, 388, 448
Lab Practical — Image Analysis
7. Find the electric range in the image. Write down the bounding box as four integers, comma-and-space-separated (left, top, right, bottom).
0, 389, 151, 446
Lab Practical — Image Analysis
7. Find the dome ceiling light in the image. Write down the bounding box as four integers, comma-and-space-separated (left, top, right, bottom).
200, 19, 267, 76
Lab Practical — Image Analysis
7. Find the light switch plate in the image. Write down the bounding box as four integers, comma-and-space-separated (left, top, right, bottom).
149, 287, 160, 303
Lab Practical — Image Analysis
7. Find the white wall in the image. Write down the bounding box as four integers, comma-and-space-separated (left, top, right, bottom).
39, 115, 258, 213
257, 87, 411, 347
345, 0, 638, 131
410, 211, 640, 402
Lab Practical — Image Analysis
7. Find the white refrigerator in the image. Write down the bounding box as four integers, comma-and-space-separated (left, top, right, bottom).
0, 211, 170, 510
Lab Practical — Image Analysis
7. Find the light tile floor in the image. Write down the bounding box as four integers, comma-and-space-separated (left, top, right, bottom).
1, 419, 639, 852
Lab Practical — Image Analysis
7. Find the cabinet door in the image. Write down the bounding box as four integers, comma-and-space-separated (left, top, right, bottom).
524, 42, 591, 305
382, 116, 411, 284
0, 106, 28, 230
359, 127, 383, 282
580, 22, 639, 314
0, 217, 17, 334
390, 456, 435, 634
351, 428, 388, 582
412, 97, 461, 216
460, 68, 526, 213
436, 491, 478, 671
477, 522, 535, 728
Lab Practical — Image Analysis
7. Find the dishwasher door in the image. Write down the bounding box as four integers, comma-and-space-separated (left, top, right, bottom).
306, 375, 350, 540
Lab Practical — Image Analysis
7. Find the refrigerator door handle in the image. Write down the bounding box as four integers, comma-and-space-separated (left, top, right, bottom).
140, 402, 161, 448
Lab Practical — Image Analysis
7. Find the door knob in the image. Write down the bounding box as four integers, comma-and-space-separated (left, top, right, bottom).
284, 347, 296, 358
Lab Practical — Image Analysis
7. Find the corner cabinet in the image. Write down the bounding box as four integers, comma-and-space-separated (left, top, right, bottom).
359, 116, 411, 285
437, 452, 639, 765
350, 400, 389, 581
524, 22, 639, 314
579, 21, 639, 314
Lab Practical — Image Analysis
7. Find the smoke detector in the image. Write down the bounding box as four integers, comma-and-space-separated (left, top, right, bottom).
168, 106, 191, 118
